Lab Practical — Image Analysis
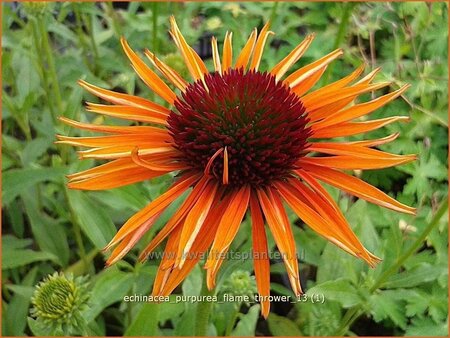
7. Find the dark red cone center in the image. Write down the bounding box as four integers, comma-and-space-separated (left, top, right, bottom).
168, 68, 311, 187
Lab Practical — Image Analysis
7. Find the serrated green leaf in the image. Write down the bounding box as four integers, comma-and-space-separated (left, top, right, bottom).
369, 292, 407, 329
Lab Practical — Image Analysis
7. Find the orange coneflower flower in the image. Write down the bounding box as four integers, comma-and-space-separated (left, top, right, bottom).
58, 17, 416, 318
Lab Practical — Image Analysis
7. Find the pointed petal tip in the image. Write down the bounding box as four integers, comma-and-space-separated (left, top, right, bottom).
261, 302, 270, 319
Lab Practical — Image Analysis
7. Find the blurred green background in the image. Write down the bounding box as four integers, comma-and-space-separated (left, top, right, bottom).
2, 1, 448, 336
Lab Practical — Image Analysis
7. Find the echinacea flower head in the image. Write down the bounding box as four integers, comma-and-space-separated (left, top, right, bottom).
30, 273, 90, 334
58, 17, 416, 318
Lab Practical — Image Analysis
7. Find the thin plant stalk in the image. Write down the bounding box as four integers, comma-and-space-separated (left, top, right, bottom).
194, 271, 214, 336
321, 2, 356, 85
38, 15, 63, 114
152, 2, 159, 52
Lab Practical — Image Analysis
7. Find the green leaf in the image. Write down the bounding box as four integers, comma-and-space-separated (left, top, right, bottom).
158, 296, 185, 324
12, 52, 41, 105
306, 278, 363, 308
27, 317, 54, 336
66, 189, 116, 249
2, 167, 66, 205
405, 317, 448, 336
231, 304, 260, 336
22, 194, 69, 266
2, 247, 58, 269
4, 267, 38, 336
268, 313, 303, 336
5, 285, 35, 299
2, 235, 33, 251
125, 302, 160, 336
369, 292, 407, 329
83, 267, 134, 320
383, 262, 446, 288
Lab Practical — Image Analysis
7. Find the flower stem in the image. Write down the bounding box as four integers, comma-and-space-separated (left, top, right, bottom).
38, 14, 63, 115
322, 2, 356, 85
194, 271, 214, 336
269, 1, 279, 26
29, 17, 55, 119
152, 2, 159, 52
335, 197, 448, 335
106, 2, 122, 38
370, 197, 448, 292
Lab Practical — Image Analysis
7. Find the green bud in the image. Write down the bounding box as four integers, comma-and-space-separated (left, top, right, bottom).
162, 53, 190, 81
222, 270, 257, 304
206, 17, 222, 31
30, 272, 90, 335
21, 2, 50, 17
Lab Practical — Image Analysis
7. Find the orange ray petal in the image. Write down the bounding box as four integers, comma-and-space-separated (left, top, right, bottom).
312, 84, 410, 129
297, 162, 416, 214
175, 181, 218, 267
104, 172, 201, 251
290, 67, 327, 98
250, 194, 271, 318
256, 188, 301, 295
271, 33, 315, 80
287, 48, 343, 89
275, 180, 362, 259
204, 148, 224, 175
59, 116, 163, 134
307, 142, 414, 159
235, 28, 257, 70
106, 211, 162, 266
56, 133, 171, 148
267, 187, 302, 295
311, 116, 410, 138
68, 164, 166, 191
289, 176, 379, 265
298, 155, 416, 170
152, 225, 183, 296
211, 36, 222, 74
121, 38, 176, 104
249, 22, 274, 71
222, 31, 233, 72
78, 79, 170, 113
85, 102, 168, 125
304, 82, 391, 121
347, 133, 400, 147
138, 175, 211, 262
205, 186, 251, 289
77, 145, 175, 160
145, 50, 188, 92
169, 16, 207, 82
130, 147, 188, 172
67, 158, 137, 180
355, 67, 381, 85
297, 170, 382, 266
303, 64, 365, 101
160, 223, 184, 271
223, 146, 229, 185
156, 195, 230, 296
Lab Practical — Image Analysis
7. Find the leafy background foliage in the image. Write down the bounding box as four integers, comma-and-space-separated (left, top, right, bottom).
2, 1, 448, 336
